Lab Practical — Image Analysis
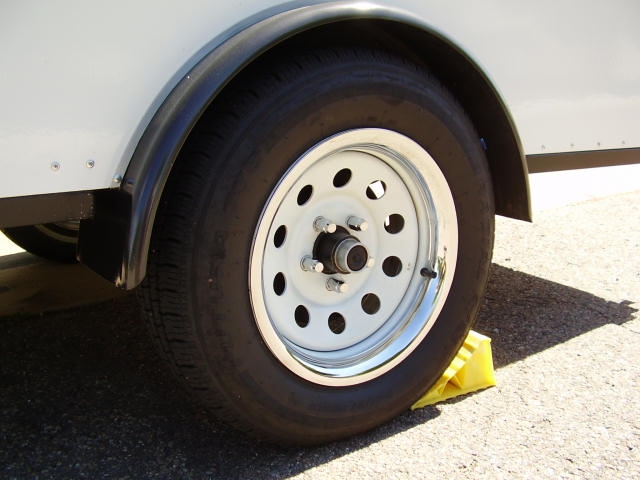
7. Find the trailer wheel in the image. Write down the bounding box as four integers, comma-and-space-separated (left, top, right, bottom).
2, 222, 78, 263
140, 47, 494, 444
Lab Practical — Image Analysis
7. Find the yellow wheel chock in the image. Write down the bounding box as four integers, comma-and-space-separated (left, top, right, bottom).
412, 331, 496, 409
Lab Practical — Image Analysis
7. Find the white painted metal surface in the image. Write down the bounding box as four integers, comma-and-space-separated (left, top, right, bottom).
1, 0, 638, 198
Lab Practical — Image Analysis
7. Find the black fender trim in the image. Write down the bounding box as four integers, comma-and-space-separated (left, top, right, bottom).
80, 1, 530, 289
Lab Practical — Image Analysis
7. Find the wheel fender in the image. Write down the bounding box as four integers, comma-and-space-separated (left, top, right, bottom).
79, 1, 529, 289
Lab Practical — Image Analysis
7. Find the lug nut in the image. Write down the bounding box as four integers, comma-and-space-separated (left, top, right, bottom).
346, 216, 368, 232
301, 256, 324, 273
314, 216, 337, 234
326, 278, 349, 293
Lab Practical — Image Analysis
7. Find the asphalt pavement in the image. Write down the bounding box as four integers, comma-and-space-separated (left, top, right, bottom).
0, 166, 638, 479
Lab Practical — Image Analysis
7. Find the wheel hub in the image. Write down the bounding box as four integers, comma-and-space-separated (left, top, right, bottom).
313, 226, 369, 274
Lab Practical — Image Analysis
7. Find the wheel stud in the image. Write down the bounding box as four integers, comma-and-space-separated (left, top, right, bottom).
326, 278, 349, 293
314, 216, 337, 233
346, 216, 368, 232
301, 255, 324, 273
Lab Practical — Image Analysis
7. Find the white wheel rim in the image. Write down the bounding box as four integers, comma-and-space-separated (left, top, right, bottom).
250, 129, 458, 386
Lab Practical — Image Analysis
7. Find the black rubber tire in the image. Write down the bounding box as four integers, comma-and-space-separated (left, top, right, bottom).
139, 47, 494, 445
2, 223, 78, 263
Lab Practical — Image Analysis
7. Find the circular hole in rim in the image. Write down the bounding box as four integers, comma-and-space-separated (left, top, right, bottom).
382, 256, 403, 277
333, 168, 352, 188
366, 180, 386, 200
297, 184, 313, 206
273, 225, 287, 248
384, 214, 405, 234
295, 305, 310, 328
361, 293, 381, 315
328, 312, 346, 334
273, 272, 286, 295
